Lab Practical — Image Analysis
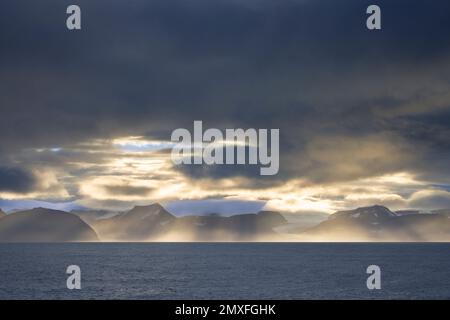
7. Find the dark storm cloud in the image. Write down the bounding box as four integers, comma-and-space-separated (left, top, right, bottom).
0, 0, 450, 185
103, 185, 154, 197
0, 167, 36, 193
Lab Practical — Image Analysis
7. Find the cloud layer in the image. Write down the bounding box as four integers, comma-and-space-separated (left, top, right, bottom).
1, 0, 450, 213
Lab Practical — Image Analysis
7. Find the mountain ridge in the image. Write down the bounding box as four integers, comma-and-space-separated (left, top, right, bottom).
300, 205, 450, 241
93, 203, 287, 241
0, 207, 99, 242
2, 203, 450, 242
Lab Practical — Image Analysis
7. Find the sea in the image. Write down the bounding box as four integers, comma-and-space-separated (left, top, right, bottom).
0, 243, 449, 299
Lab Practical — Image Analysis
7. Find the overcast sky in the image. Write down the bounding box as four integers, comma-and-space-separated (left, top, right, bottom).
1, 0, 450, 214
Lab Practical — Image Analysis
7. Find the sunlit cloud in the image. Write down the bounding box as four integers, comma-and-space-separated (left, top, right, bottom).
2, 132, 448, 215
113, 136, 175, 152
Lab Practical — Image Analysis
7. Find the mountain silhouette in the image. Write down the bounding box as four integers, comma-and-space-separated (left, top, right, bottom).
0, 208, 99, 242
93, 203, 287, 241
94, 203, 176, 241
71, 209, 119, 224
169, 210, 287, 241
3, 203, 448, 242
300, 205, 450, 241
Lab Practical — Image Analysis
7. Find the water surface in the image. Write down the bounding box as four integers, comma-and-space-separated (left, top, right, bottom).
0, 243, 449, 299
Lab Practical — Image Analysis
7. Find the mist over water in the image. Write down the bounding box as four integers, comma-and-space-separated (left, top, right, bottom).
1, 243, 449, 299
